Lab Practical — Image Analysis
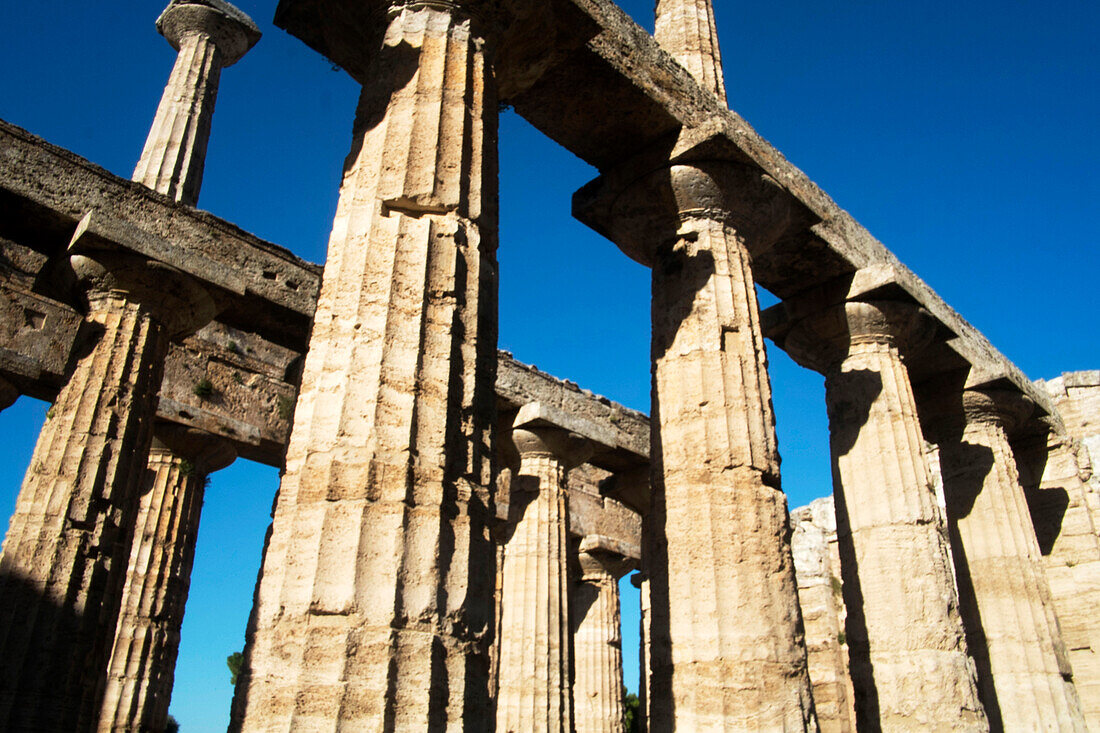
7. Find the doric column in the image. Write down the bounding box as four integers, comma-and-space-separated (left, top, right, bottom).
231, 3, 500, 729
496, 417, 590, 733
785, 301, 986, 729
654, 0, 726, 104
133, 0, 260, 206
0, 233, 214, 730
928, 388, 1087, 730
98, 425, 235, 733
0, 375, 17, 412
572, 537, 632, 733
631, 572, 651, 733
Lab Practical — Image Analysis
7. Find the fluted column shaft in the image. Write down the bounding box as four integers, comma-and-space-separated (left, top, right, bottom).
788, 301, 986, 729
98, 427, 235, 732
133, 31, 222, 205
936, 390, 1086, 730
232, 5, 499, 729
496, 428, 573, 733
648, 208, 814, 731
654, 0, 727, 104
0, 292, 168, 731
573, 548, 630, 733
133, 1, 259, 206
632, 572, 651, 733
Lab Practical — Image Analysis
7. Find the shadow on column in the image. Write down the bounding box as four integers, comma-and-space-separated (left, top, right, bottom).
0, 571, 92, 730
941, 441, 1001, 731
827, 367, 883, 731
645, 399, 676, 732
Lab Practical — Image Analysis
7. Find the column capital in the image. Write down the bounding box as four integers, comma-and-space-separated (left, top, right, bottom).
784, 300, 934, 374
68, 218, 217, 338
923, 386, 1035, 443
151, 422, 237, 475
510, 401, 596, 471
577, 535, 636, 582
157, 0, 261, 66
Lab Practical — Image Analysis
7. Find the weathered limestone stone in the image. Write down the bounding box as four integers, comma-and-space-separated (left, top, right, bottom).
572, 536, 633, 733
0, 375, 16, 411
654, 0, 726, 105
98, 424, 235, 733
133, 0, 260, 205
231, 3, 500, 728
786, 301, 986, 730
496, 417, 590, 733
0, 235, 213, 729
928, 388, 1087, 730
790, 498, 856, 733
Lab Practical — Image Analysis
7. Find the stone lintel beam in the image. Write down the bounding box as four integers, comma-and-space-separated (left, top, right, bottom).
578, 533, 640, 568
0, 119, 321, 336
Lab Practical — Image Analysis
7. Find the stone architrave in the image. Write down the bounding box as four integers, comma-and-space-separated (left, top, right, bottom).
496, 413, 591, 733
929, 388, 1087, 730
0, 233, 214, 730
132, 0, 260, 206
572, 537, 633, 733
230, 3, 500, 729
98, 425, 236, 733
0, 376, 16, 412
785, 301, 987, 730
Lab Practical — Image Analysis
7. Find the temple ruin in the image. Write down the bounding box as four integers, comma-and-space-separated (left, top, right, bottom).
0, 0, 1097, 730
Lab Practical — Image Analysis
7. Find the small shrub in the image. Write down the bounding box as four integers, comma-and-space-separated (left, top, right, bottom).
837, 631, 846, 646
277, 395, 295, 421
192, 379, 214, 398
830, 575, 842, 596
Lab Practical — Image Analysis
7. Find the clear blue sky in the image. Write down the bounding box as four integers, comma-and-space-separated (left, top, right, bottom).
1, 1, 1097, 730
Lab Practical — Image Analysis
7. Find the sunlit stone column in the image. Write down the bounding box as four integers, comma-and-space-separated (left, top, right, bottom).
928, 388, 1087, 730
0, 376, 16, 412
573, 537, 632, 733
0, 235, 213, 730
232, 3, 500, 729
785, 301, 986, 730
133, 0, 260, 206
654, 0, 726, 104
98, 425, 235, 733
496, 416, 590, 733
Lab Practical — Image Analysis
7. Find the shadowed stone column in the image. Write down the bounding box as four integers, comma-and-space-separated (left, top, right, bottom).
0, 376, 16, 412
572, 537, 632, 733
631, 572, 650, 733
928, 388, 1087, 730
496, 413, 590, 733
133, 0, 260, 206
785, 301, 986, 730
98, 425, 235, 733
0, 229, 214, 730
231, 3, 500, 729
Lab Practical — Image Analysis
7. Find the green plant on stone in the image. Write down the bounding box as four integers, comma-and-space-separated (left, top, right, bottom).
192, 378, 214, 398
277, 395, 295, 421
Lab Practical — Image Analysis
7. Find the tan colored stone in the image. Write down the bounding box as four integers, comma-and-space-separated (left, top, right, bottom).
572, 538, 632, 733
133, 1, 259, 205
98, 425, 235, 733
787, 301, 987, 730
496, 424, 589, 733
230, 5, 499, 729
631, 571, 651, 733
930, 388, 1087, 730
790, 498, 856, 733
654, 0, 726, 105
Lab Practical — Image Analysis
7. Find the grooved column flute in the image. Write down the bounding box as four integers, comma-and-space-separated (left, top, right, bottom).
928, 388, 1086, 730
572, 538, 632, 733
496, 418, 589, 733
132, 0, 259, 206
98, 426, 235, 733
785, 301, 986, 730
0, 236, 213, 730
231, 3, 500, 728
